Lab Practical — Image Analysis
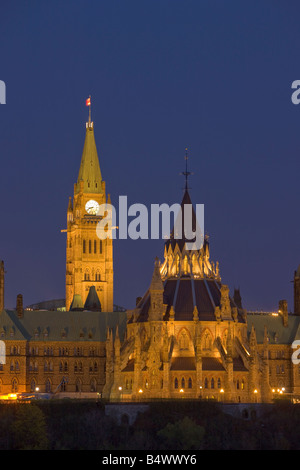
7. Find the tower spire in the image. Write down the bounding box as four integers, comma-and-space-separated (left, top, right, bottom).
180, 148, 193, 191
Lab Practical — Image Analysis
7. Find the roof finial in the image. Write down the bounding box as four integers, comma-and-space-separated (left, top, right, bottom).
180, 148, 193, 191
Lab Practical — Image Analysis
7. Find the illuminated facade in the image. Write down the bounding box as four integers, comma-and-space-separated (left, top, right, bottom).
0, 113, 300, 402
103, 189, 300, 403
65, 116, 113, 312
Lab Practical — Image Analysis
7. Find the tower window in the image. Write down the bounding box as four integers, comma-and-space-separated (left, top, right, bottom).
94, 240, 97, 253
89, 240, 92, 253
99, 240, 102, 254
83, 240, 86, 254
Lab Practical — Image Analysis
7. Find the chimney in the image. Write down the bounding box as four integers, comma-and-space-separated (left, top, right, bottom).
16, 294, 24, 318
0, 261, 4, 311
278, 299, 288, 327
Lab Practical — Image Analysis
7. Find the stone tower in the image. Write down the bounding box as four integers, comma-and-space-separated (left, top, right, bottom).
65, 109, 113, 312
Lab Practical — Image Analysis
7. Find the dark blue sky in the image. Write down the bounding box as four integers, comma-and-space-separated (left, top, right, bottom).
1, 0, 300, 312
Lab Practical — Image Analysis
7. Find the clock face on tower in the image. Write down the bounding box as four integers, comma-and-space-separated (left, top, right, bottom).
85, 199, 100, 215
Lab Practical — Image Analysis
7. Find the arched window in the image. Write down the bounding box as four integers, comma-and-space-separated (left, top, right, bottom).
30, 379, 36, 392
203, 331, 212, 350
83, 239, 86, 253
11, 378, 18, 393
179, 329, 189, 349
89, 240, 92, 254
211, 378, 215, 389
46, 379, 51, 393
204, 377, 208, 389
90, 378, 97, 392
217, 377, 221, 389
76, 379, 82, 393
181, 377, 185, 389
188, 377, 192, 389
174, 377, 178, 389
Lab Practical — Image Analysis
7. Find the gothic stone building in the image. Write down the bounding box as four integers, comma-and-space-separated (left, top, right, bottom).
103, 189, 300, 403
1, 113, 300, 402
0, 115, 126, 398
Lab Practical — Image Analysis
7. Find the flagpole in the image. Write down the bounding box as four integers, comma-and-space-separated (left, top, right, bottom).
89, 95, 91, 126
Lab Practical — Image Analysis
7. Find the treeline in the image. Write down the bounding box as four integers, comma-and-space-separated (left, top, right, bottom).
0, 399, 298, 450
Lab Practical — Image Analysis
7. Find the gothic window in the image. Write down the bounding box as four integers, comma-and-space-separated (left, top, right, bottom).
83, 239, 86, 253
178, 329, 189, 349
174, 377, 178, 389
203, 331, 212, 350
46, 379, 51, 393
90, 378, 97, 392
181, 377, 185, 389
204, 377, 208, 389
218, 377, 221, 389
94, 240, 97, 253
188, 378, 192, 389
30, 379, 36, 392
211, 378, 215, 389
76, 379, 82, 392
11, 378, 18, 393
183, 256, 189, 274
237, 379, 240, 389
100, 240, 103, 254
176, 255, 180, 274
89, 240, 92, 254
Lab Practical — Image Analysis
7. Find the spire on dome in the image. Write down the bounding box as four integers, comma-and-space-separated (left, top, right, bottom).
180, 148, 193, 191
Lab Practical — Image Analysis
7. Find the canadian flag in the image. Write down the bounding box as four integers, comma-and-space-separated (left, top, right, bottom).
86, 97, 91, 106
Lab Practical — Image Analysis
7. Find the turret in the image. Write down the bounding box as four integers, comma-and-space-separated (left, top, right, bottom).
148, 257, 164, 321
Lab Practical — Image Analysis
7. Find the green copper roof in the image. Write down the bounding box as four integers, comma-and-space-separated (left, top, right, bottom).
0, 309, 127, 342
76, 123, 103, 194
247, 314, 300, 344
